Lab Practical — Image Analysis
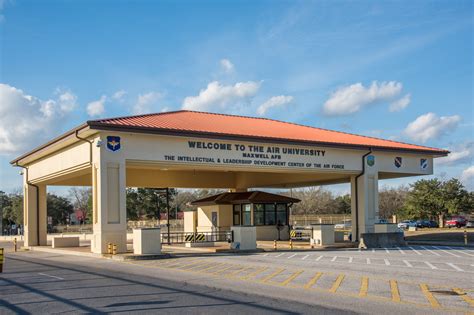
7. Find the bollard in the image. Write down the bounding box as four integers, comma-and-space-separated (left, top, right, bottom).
273, 240, 277, 251
0, 248, 3, 273
107, 242, 112, 255
465, 230, 468, 245
112, 243, 117, 255
289, 239, 293, 250
13, 238, 17, 252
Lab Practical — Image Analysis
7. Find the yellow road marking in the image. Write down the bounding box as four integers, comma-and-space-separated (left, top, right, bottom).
126, 259, 473, 313
420, 284, 441, 308
329, 274, 345, 293
199, 263, 225, 272
359, 276, 369, 297
304, 272, 322, 289
211, 264, 236, 275
261, 268, 285, 283
225, 266, 252, 278
240, 267, 268, 280
280, 270, 304, 286
181, 260, 211, 270
390, 280, 401, 302
453, 288, 474, 307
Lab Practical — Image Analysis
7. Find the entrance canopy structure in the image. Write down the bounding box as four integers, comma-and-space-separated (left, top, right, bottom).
11, 110, 448, 253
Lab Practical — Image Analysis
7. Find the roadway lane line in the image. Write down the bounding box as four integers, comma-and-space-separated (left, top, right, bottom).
408, 246, 422, 255
384, 259, 390, 266
453, 288, 474, 307
280, 270, 304, 286
304, 272, 322, 289
301, 255, 310, 260
446, 263, 464, 272
261, 268, 285, 283
384, 248, 390, 254
348, 257, 353, 263
424, 261, 438, 269
38, 273, 64, 280
263, 253, 269, 257
390, 280, 401, 302
403, 260, 413, 267
420, 284, 441, 308
315, 256, 323, 261
275, 253, 285, 258
359, 277, 369, 297
331, 256, 338, 262
421, 246, 441, 256
288, 254, 297, 259
329, 274, 345, 293
371, 249, 375, 253
366, 258, 371, 264
396, 247, 406, 254
447, 247, 474, 257
433, 246, 461, 257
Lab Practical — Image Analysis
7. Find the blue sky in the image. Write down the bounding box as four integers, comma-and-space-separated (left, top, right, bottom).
0, 0, 473, 194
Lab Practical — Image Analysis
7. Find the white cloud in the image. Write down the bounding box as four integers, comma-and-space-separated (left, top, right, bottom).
87, 95, 106, 117
133, 92, 162, 115
389, 94, 411, 112
55, 89, 77, 112
182, 81, 261, 112
323, 81, 403, 116
460, 166, 474, 190
112, 90, 127, 101
436, 142, 474, 166
0, 83, 74, 154
220, 59, 235, 73
403, 112, 461, 143
257, 95, 293, 116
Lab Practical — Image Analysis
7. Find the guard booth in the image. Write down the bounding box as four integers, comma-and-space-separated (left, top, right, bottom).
185, 191, 300, 241
10, 110, 448, 254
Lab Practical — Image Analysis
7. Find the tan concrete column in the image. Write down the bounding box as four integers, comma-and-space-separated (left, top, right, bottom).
350, 160, 379, 241
91, 159, 127, 254
23, 183, 47, 247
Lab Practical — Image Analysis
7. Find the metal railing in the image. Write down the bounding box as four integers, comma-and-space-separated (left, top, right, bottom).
161, 231, 233, 244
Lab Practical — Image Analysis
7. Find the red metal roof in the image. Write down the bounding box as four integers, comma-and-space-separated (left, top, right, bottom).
88, 110, 447, 154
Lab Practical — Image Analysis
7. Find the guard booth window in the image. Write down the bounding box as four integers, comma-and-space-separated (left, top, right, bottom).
276, 204, 288, 225
265, 204, 276, 225
254, 204, 264, 225
242, 204, 252, 226
233, 204, 241, 225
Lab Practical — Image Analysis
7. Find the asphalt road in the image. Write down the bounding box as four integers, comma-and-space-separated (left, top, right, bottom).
1, 244, 473, 314
0, 250, 351, 314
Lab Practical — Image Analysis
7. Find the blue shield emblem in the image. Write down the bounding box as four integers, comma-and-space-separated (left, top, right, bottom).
420, 158, 428, 170
107, 136, 121, 152
394, 156, 402, 168
367, 155, 375, 167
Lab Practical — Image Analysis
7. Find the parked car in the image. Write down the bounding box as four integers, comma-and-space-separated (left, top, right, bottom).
427, 220, 439, 228
334, 220, 352, 229
465, 221, 474, 228
446, 217, 468, 228
397, 220, 416, 229
415, 220, 430, 228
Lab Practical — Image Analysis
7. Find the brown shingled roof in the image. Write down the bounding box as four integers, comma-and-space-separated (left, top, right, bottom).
190, 191, 300, 206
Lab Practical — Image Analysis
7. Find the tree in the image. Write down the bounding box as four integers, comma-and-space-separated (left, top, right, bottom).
379, 186, 409, 219
2, 191, 23, 226
441, 178, 473, 215
47, 193, 74, 225
333, 194, 351, 214
69, 187, 92, 224
403, 179, 444, 220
